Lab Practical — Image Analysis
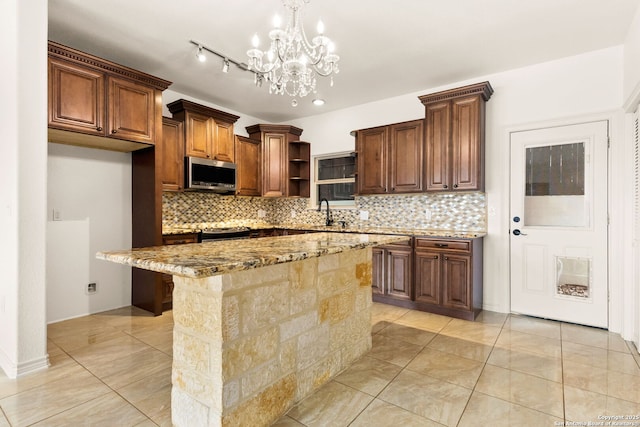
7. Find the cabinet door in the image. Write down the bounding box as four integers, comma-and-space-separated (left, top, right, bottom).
387, 248, 412, 300
212, 119, 235, 162
414, 251, 441, 304
442, 254, 472, 310
389, 120, 424, 193
48, 57, 105, 135
451, 96, 482, 191
371, 247, 385, 295
235, 136, 262, 196
425, 101, 451, 191
107, 76, 155, 144
356, 127, 388, 194
161, 117, 184, 191
262, 133, 286, 197
185, 111, 212, 158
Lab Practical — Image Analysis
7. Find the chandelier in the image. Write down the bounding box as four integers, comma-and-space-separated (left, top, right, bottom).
247, 0, 340, 105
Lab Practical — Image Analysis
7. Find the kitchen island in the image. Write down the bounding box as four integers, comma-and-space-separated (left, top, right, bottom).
97, 232, 407, 427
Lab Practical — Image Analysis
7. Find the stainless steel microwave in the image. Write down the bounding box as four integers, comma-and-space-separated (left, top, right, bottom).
185, 156, 236, 193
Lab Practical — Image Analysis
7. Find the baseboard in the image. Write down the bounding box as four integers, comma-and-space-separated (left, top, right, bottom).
0, 348, 49, 379
17, 355, 50, 377
482, 301, 509, 314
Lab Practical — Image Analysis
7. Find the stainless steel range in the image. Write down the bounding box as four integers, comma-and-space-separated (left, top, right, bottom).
200, 227, 251, 242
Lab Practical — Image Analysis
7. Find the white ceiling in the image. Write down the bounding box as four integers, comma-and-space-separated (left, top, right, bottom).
48, 0, 640, 122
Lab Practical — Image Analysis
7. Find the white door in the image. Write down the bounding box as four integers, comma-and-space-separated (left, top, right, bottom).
510, 121, 608, 328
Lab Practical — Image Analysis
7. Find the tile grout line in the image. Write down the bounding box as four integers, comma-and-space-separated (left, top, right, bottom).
452, 315, 507, 427
0, 404, 12, 427
350, 321, 445, 426
48, 330, 164, 426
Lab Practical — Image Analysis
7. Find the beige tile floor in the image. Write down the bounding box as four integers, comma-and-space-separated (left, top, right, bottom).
1, 303, 639, 426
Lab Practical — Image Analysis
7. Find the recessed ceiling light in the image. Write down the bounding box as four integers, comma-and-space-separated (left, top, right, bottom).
312, 98, 325, 106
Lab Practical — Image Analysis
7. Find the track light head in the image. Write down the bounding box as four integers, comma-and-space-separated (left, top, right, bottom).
196, 46, 206, 62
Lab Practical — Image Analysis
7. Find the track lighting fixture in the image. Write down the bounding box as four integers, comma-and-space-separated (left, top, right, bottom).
189, 39, 328, 107
196, 45, 206, 62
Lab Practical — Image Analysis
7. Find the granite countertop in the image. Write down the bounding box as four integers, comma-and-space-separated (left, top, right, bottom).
97, 232, 409, 279
162, 223, 486, 239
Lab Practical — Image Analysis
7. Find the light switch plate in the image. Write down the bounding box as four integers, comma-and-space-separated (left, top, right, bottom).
359, 210, 369, 221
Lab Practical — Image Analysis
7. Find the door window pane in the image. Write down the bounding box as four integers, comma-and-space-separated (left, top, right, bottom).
524, 142, 588, 227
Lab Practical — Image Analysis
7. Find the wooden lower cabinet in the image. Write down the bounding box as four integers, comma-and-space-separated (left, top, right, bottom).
373, 236, 483, 320
371, 240, 413, 301
158, 232, 199, 312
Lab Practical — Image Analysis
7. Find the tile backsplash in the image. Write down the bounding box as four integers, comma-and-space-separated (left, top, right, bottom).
163, 191, 486, 232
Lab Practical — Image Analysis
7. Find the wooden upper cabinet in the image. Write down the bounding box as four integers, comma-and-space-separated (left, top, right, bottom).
47, 41, 171, 152
161, 117, 184, 191
389, 119, 424, 193
451, 96, 482, 191
262, 133, 287, 197
419, 81, 492, 192
167, 99, 240, 162
355, 119, 424, 195
48, 57, 105, 135
107, 76, 155, 144
184, 111, 211, 158
235, 135, 262, 196
212, 120, 235, 163
425, 102, 451, 191
356, 126, 388, 194
246, 124, 306, 198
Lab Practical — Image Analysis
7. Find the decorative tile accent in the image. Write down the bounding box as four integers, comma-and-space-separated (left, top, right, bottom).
162, 192, 486, 232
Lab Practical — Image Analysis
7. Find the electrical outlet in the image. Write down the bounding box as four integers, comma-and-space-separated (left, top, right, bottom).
291, 209, 297, 218
52, 208, 61, 221
359, 210, 369, 221
424, 209, 432, 221
257, 209, 266, 218
86, 282, 97, 294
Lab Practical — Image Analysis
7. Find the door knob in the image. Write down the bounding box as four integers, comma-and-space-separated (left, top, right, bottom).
513, 229, 527, 236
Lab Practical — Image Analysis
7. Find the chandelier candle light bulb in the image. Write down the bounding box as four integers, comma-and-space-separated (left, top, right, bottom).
247, 0, 340, 102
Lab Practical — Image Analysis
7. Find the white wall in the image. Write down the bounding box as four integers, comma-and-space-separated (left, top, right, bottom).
0, 0, 48, 377
46, 144, 132, 323
290, 47, 626, 325
624, 5, 640, 108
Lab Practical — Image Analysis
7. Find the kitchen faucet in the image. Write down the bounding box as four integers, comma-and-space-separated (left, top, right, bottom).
318, 198, 333, 226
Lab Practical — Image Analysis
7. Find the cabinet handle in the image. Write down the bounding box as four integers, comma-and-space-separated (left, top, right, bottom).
96, 127, 102, 131
435, 243, 449, 248
444, 256, 449, 260
433, 255, 439, 259
453, 184, 458, 189
111, 129, 117, 134
443, 184, 448, 189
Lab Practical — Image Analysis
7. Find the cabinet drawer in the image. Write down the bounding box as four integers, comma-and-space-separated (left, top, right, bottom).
415, 238, 470, 252
162, 233, 199, 245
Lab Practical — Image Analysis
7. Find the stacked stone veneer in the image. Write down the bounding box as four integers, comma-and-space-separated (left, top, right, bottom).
171, 248, 373, 427
163, 191, 486, 232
